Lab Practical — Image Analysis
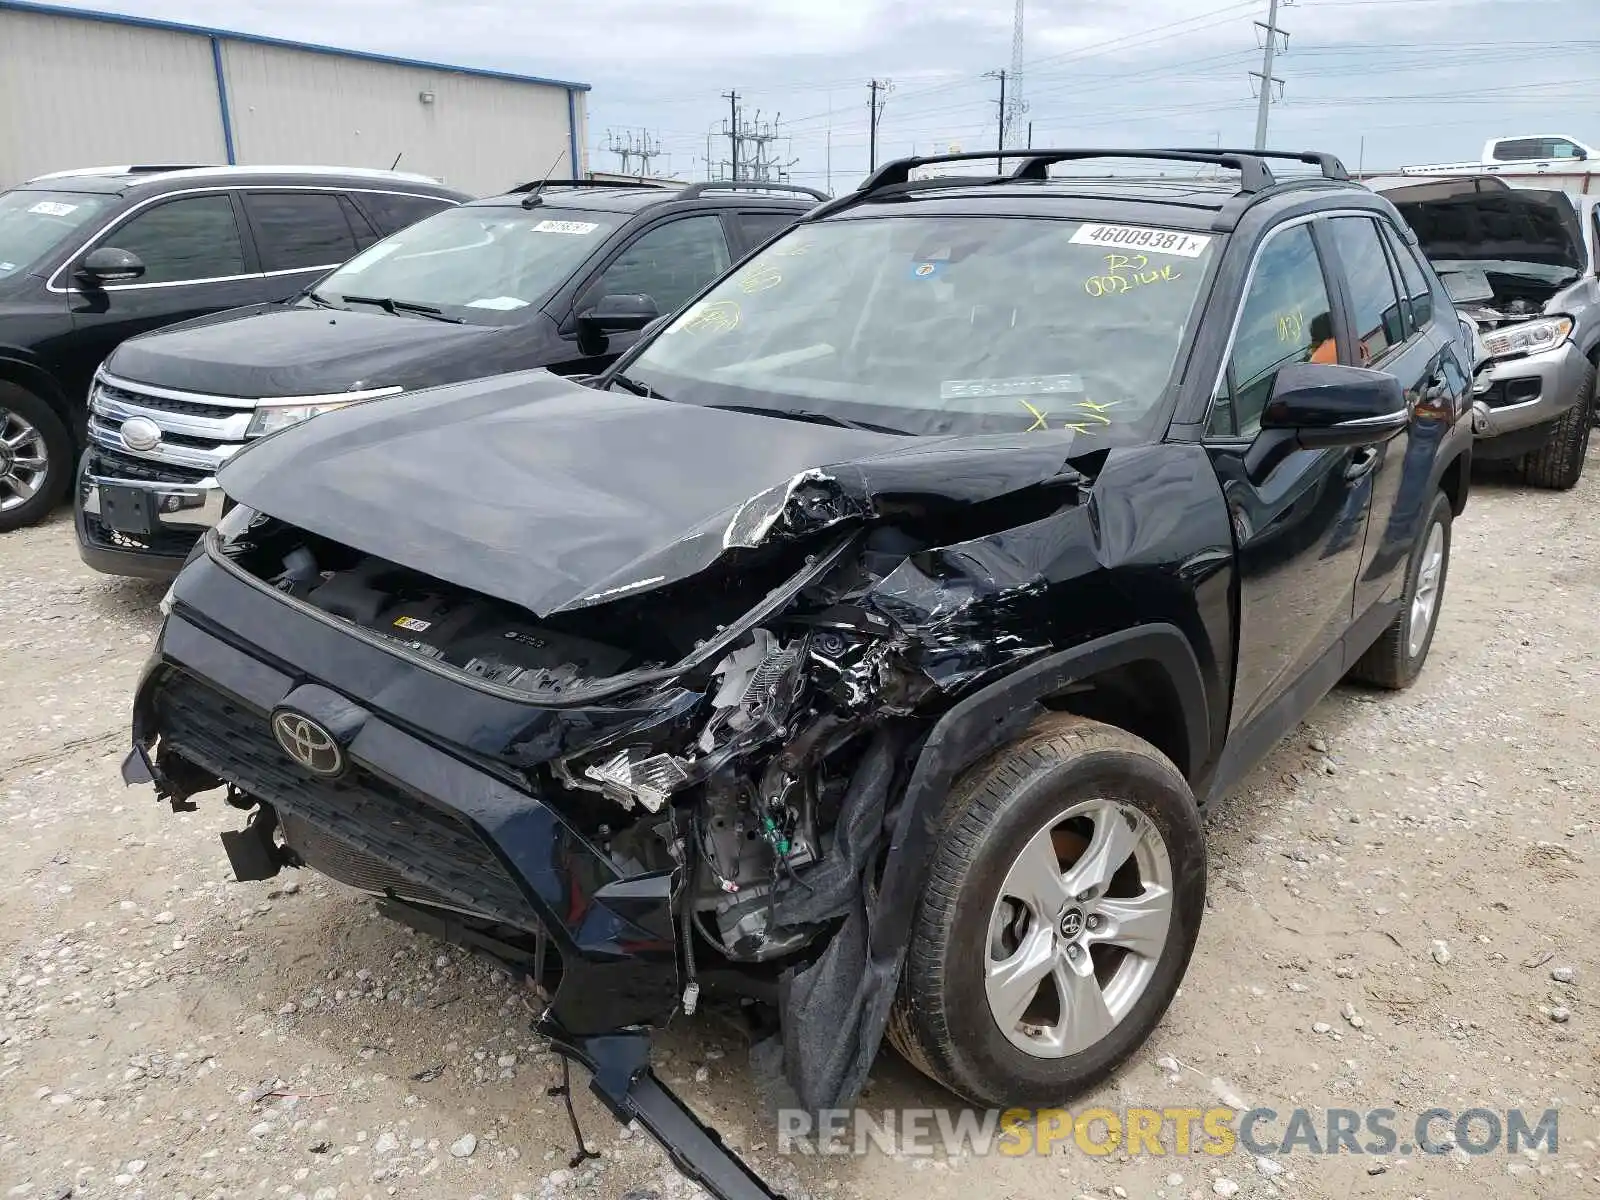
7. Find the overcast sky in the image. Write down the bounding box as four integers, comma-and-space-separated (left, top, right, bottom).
39, 0, 1600, 189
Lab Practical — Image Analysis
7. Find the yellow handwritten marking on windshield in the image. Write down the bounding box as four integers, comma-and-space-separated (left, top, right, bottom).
679, 299, 741, 334
1084, 251, 1183, 298
739, 264, 783, 294
1019, 399, 1049, 431
1277, 308, 1305, 342
1019, 397, 1121, 434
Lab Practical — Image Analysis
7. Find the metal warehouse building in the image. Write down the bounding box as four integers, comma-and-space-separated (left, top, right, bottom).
0, 0, 590, 195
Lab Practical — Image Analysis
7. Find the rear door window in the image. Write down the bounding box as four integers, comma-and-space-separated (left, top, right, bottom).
735, 209, 800, 249
1379, 222, 1434, 333
99, 193, 248, 285
354, 191, 458, 237
244, 191, 359, 273
1327, 216, 1406, 365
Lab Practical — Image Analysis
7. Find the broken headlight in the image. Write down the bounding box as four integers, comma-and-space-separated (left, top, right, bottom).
1482, 315, 1572, 361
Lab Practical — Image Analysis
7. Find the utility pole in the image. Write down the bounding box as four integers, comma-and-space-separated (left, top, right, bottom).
868, 79, 892, 172
605, 129, 663, 180
1251, 0, 1289, 151
984, 69, 1007, 173
724, 91, 740, 181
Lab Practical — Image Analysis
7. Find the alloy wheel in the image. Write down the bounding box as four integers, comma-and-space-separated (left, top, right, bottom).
984, 798, 1174, 1058
0, 408, 49, 513
1407, 521, 1446, 658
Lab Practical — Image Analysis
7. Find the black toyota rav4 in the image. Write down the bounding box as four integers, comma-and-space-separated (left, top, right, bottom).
126, 150, 1474, 1197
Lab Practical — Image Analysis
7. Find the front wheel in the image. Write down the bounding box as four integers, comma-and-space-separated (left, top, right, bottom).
887, 714, 1205, 1109
1521, 359, 1594, 490
0, 383, 73, 533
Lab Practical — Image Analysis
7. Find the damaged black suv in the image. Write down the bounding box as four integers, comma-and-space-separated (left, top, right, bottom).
125, 149, 1473, 1194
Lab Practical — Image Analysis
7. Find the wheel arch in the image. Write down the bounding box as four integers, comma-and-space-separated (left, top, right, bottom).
1435, 445, 1471, 516
0, 354, 77, 443
870, 624, 1208, 966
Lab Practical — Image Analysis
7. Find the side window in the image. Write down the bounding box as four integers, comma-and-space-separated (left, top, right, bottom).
1492, 138, 1543, 162
736, 210, 798, 248
99, 194, 247, 285
1379, 221, 1434, 332
1547, 139, 1583, 160
244, 192, 358, 272
339, 195, 381, 251
355, 192, 456, 237
593, 215, 732, 314
1328, 216, 1405, 366
1208, 223, 1335, 438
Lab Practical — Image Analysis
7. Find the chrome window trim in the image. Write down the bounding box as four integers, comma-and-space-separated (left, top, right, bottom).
46, 184, 456, 294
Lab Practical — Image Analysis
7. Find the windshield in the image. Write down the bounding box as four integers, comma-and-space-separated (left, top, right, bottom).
311, 205, 625, 323
0, 189, 114, 280
622, 214, 1216, 439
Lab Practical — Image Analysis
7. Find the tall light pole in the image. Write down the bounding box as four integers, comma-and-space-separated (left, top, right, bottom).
1251, 0, 1289, 151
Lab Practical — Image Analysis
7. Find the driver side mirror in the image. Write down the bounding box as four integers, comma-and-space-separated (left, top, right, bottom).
1261, 362, 1407, 448
579, 292, 660, 337
77, 246, 146, 288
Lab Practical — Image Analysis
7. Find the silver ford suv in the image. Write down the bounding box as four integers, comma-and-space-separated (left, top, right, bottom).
1377, 175, 1597, 489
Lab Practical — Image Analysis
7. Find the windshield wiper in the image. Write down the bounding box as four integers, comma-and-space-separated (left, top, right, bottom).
337, 295, 464, 324
609, 374, 669, 400
302, 290, 337, 310
707, 403, 905, 435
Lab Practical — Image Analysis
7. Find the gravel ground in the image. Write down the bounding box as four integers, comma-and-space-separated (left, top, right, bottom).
2, 456, 1597, 1200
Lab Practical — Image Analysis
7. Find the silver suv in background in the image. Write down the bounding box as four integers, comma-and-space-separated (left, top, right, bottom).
1375, 175, 1598, 489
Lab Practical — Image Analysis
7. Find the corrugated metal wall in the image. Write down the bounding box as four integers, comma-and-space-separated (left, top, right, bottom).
0, 6, 583, 195
0, 8, 227, 185
220, 42, 577, 196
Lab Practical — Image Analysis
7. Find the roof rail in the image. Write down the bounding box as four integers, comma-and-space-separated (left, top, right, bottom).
676, 180, 830, 202
1009, 150, 1279, 192
1165, 148, 1350, 181
507, 178, 673, 194
855, 149, 1280, 196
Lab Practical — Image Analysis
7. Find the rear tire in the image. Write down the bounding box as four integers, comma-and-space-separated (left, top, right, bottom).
1521, 360, 1594, 490
0, 382, 73, 533
887, 713, 1205, 1108
1347, 489, 1452, 690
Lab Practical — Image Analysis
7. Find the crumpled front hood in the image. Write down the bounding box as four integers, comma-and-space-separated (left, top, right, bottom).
108, 304, 501, 398
217, 370, 1084, 616
1384, 179, 1587, 273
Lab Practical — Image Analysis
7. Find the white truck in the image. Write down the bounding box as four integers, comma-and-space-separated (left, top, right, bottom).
1400, 134, 1600, 187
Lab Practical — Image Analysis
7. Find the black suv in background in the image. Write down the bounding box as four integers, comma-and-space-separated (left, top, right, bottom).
75, 179, 824, 578
129, 149, 1474, 1195
0, 164, 467, 531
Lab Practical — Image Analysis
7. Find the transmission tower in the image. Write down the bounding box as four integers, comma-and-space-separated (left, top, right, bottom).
1005, 0, 1028, 149
719, 103, 798, 183
1251, 0, 1290, 150
605, 129, 664, 179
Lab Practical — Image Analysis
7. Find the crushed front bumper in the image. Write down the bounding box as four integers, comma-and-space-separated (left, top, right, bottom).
75, 451, 225, 579
126, 606, 679, 1035
1469, 339, 1590, 451
124, 606, 786, 1198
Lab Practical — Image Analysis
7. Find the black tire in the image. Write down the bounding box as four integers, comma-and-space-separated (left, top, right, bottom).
1521, 359, 1594, 490
0, 382, 73, 533
1347, 489, 1452, 690
887, 713, 1205, 1109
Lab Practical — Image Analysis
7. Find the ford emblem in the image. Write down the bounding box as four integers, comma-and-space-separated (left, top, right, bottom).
120, 416, 163, 454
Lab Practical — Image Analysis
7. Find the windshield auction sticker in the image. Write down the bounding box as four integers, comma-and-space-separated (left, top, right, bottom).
1070, 223, 1211, 257
531, 219, 599, 235
28, 201, 79, 217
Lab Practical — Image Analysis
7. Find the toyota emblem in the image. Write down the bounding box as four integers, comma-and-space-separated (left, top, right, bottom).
120, 416, 163, 454
271, 711, 345, 777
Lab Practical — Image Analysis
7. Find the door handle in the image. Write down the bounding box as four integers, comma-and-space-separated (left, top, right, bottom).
1344, 446, 1380, 481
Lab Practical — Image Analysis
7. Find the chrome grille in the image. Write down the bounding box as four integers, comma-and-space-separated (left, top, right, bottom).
88, 372, 252, 480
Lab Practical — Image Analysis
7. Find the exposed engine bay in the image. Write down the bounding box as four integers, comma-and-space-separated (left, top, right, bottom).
214, 497, 1071, 975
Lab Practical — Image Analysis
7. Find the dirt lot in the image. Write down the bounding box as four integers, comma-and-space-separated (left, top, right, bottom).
2, 458, 1597, 1200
